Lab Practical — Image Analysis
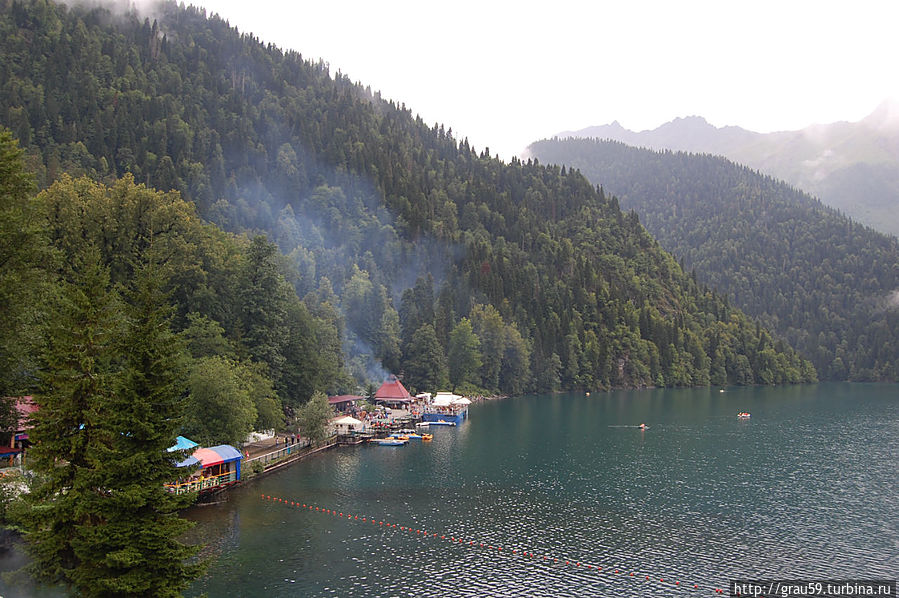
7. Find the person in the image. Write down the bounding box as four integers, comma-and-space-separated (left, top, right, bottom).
639, 423, 646, 430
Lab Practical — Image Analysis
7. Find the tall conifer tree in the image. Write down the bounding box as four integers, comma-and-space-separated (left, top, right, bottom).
68, 262, 201, 596
19, 246, 123, 587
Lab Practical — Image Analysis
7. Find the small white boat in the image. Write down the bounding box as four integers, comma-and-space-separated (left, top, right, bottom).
427, 420, 456, 427
415, 422, 430, 428
371, 438, 408, 446
737, 412, 751, 419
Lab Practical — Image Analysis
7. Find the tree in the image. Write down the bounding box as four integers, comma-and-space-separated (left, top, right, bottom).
238, 235, 289, 383
500, 325, 531, 396
447, 318, 481, 391
469, 304, 504, 390
0, 128, 42, 401
67, 262, 202, 596
16, 247, 123, 588
182, 312, 233, 358
404, 324, 448, 393
184, 356, 257, 446
297, 391, 333, 445
239, 361, 284, 432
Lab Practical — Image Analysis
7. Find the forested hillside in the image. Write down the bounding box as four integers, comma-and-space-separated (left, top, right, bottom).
555, 107, 899, 236
0, 0, 815, 394
528, 138, 899, 381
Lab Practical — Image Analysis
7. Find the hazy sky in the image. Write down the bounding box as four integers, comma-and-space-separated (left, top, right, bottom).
187, 0, 899, 160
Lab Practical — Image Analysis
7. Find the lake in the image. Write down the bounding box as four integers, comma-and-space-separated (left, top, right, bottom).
184, 383, 897, 597
4, 383, 897, 597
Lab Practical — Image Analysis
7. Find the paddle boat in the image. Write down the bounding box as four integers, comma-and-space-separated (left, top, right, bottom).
737, 412, 751, 419
392, 430, 433, 441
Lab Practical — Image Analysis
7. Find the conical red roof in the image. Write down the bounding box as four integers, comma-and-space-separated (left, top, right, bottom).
374, 377, 411, 400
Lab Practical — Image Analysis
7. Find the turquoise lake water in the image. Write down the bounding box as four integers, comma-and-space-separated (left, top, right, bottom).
3, 383, 897, 596
184, 383, 897, 597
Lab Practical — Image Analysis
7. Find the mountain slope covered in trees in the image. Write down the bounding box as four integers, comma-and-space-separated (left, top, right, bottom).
554, 107, 899, 236
528, 138, 899, 381
0, 0, 815, 393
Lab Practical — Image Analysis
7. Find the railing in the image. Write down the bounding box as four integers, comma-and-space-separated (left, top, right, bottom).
165, 470, 237, 495
245, 439, 313, 467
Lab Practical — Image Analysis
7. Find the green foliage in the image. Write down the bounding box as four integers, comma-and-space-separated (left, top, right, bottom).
0, 127, 42, 400
18, 246, 123, 587
0, 1, 813, 393
404, 324, 448, 394
69, 262, 202, 597
184, 356, 257, 446
182, 312, 234, 358
530, 138, 894, 381
16, 244, 202, 596
447, 318, 481, 391
297, 391, 333, 445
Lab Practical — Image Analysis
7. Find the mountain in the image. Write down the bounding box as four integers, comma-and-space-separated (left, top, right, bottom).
0, 0, 815, 393
554, 104, 899, 236
527, 138, 899, 381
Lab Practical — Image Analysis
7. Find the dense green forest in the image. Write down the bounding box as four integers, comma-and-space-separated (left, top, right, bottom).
528, 138, 899, 381
0, 0, 815, 400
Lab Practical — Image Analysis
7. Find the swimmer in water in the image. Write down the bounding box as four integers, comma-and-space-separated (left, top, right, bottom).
639, 423, 646, 430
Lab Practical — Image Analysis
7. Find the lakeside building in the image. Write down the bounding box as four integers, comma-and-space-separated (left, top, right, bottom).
1, 396, 38, 467
166, 444, 243, 495
373, 377, 414, 409
328, 394, 364, 412
422, 392, 470, 425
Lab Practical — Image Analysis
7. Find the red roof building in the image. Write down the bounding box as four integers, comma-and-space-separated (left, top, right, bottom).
328, 394, 364, 412
3, 395, 38, 456
373, 377, 413, 406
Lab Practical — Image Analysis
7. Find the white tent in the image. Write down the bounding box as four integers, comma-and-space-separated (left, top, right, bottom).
432, 392, 458, 406
332, 415, 364, 434
433, 392, 470, 406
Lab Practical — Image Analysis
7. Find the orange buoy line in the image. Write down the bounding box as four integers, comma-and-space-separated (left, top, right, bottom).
259, 494, 726, 594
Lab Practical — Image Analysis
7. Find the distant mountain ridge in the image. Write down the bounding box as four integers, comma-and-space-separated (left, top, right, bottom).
555, 102, 899, 236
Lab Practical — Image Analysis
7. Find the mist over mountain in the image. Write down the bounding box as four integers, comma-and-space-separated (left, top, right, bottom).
527, 138, 899, 381
554, 103, 899, 236
0, 0, 815, 393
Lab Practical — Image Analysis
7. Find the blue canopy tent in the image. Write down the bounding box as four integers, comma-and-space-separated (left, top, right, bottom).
167, 435, 199, 453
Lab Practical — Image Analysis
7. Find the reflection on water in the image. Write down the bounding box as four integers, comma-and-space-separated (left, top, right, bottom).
2, 384, 897, 597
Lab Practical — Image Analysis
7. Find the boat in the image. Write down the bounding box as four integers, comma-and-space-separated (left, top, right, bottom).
415, 422, 430, 428
371, 438, 408, 446
737, 412, 751, 419
427, 420, 456, 426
